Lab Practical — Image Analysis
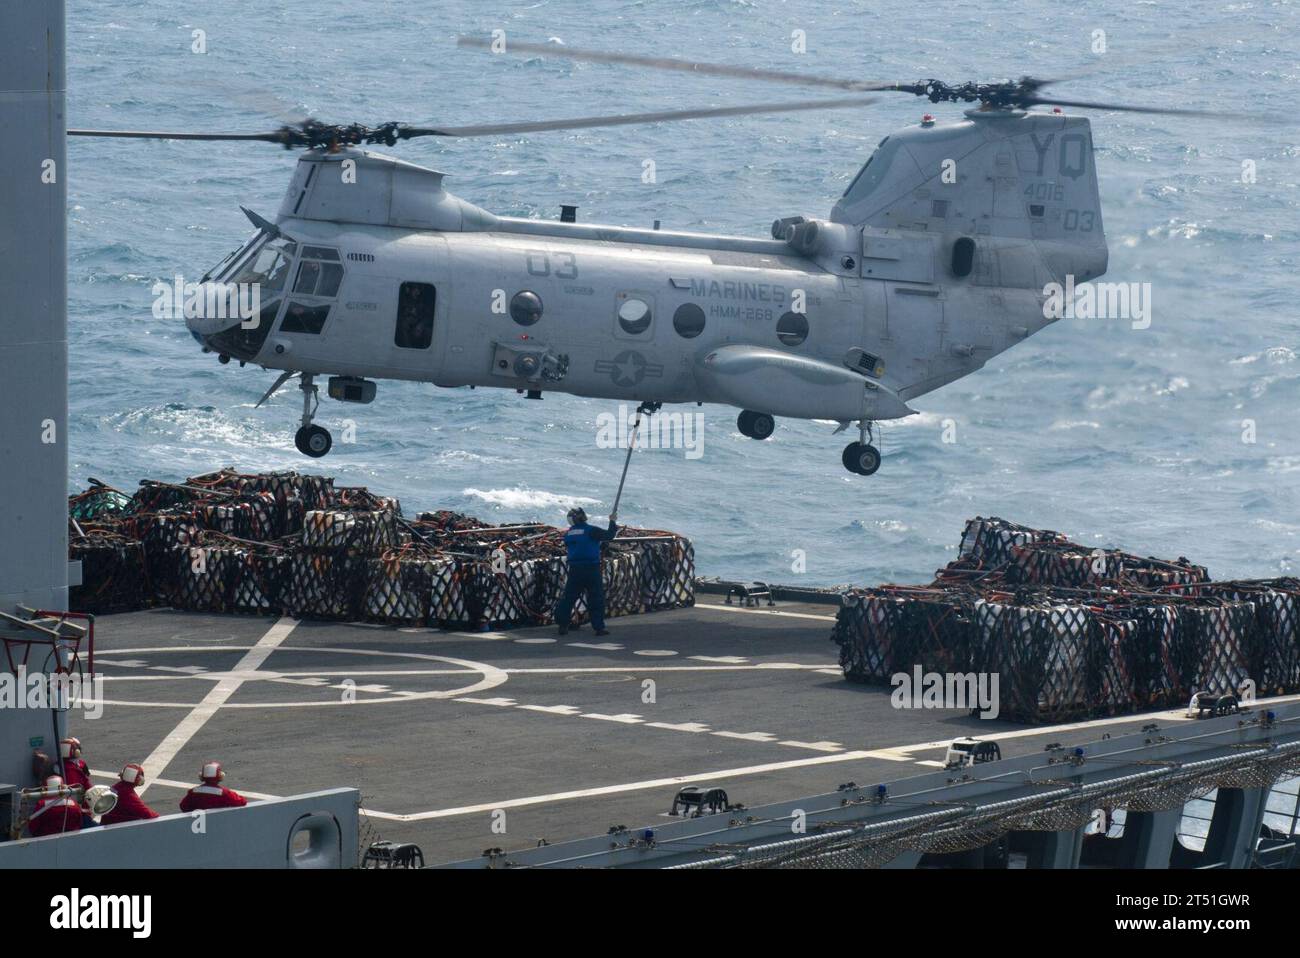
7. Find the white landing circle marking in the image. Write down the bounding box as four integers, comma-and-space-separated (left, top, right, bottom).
95, 645, 508, 709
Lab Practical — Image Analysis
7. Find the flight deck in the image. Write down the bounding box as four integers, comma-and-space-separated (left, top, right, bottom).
68, 598, 1239, 864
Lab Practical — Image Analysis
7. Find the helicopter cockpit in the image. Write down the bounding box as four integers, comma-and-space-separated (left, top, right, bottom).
193, 232, 296, 361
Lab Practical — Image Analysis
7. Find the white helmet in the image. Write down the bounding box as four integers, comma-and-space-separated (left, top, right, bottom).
120, 763, 145, 787
201, 761, 225, 784
44, 774, 64, 789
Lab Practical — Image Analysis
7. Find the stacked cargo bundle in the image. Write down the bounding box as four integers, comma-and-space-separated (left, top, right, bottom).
833, 517, 1299, 723
67, 470, 695, 630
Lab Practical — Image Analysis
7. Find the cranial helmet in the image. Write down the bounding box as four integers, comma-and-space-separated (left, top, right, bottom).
567, 507, 587, 526
201, 761, 225, 785
120, 763, 145, 787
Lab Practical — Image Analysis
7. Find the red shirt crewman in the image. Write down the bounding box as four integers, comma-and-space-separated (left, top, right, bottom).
60, 737, 92, 794
179, 761, 248, 812
101, 764, 160, 825
27, 775, 83, 837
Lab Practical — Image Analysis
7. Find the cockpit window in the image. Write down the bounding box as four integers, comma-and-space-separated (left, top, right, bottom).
229, 239, 296, 294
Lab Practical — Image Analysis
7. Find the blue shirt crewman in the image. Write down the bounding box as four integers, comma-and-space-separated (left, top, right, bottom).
555, 507, 618, 636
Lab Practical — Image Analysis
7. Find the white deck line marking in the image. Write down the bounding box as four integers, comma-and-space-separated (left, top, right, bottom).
694, 603, 838, 622
368, 748, 912, 821
645, 721, 711, 733
137, 617, 297, 795
518, 704, 582, 715
713, 730, 778, 742
502, 664, 835, 674
101, 663, 836, 679
778, 740, 844, 753
580, 713, 644, 724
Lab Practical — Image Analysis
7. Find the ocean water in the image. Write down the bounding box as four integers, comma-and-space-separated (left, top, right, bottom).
67, 0, 1300, 587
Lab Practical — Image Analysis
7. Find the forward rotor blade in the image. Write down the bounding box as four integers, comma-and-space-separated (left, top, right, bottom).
403, 96, 877, 138
69, 129, 290, 143
458, 36, 892, 92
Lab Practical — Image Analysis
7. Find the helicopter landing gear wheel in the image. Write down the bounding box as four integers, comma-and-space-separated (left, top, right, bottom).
842, 442, 881, 476
295, 424, 332, 458
737, 410, 775, 440
294, 373, 332, 457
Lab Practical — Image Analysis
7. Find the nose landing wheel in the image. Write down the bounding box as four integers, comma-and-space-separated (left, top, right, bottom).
294, 373, 333, 458
295, 424, 332, 458
737, 410, 775, 440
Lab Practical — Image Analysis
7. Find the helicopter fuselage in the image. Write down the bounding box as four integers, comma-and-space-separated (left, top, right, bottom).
192, 109, 1107, 468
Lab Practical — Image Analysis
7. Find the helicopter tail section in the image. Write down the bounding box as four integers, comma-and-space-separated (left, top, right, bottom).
831, 111, 1107, 290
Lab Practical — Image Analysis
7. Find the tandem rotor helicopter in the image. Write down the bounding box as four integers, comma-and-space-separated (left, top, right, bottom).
72, 38, 1227, 475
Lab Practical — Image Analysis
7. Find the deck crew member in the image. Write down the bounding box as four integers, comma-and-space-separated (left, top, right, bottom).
26, 775, 83, 837
101, 763, 160, 825
60, 737, 92, 794
555, 507, 618, 637
179, 761, 248, 812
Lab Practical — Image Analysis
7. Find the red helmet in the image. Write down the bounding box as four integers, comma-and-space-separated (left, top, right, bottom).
200, 761, 224, 785
60, 737, 81, 759
120, 763, 145, 787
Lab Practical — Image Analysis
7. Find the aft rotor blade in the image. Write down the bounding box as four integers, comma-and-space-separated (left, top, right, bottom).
69, 129, 290, 143
1020, 95, 1239, 119
404, 96, 877, 138
458, 36, 893, 92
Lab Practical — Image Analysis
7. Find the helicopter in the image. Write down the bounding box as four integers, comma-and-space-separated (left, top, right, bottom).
70, 39, 1226, 475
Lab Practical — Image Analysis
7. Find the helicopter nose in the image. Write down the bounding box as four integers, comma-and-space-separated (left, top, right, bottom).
183, 281, 255, 336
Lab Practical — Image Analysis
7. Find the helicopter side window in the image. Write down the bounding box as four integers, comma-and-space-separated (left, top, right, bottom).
292, 247, 344, 297
617, 295, 652, 335
776, 311, 809, 347
294, 260, 322, 294
395, 282, 435, 349
316, 263, 344, 297
281, 301, 330, 335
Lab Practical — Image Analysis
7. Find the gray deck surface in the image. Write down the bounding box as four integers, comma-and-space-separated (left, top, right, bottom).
68, 600, 1206, 864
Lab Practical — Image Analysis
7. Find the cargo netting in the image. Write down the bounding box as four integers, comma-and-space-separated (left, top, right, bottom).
833, 516, 1300, 723
67, 469, 694, 629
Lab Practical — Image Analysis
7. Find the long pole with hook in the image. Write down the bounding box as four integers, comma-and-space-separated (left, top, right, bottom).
610, 404, 650, 530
